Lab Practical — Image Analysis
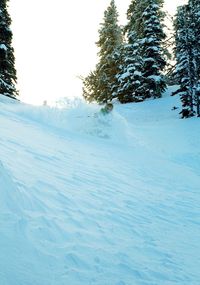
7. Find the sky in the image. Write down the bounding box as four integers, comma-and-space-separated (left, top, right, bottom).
9, 0, 187, 105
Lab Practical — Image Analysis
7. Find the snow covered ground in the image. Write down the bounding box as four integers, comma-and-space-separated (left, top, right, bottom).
0, 88, 200, 285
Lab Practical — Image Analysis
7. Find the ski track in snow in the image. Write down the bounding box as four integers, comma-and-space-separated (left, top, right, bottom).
0, 90, 200, 285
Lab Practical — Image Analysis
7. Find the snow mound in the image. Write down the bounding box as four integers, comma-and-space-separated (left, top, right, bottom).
11, 98, 129, 142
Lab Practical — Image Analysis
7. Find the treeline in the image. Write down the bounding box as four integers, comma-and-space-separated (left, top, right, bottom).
82, 0, 167, 104
83, 0, 200, 118
1, 0, 200, 119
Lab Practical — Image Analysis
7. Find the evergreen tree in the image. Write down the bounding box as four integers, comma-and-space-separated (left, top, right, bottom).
125, 0, 146, 38
0, 0, 17, 98
116, 0, 144, 103
141, 0, 167, 99
117, 31, 144, 103
117, 0, 166, 103
188, 0, 200, 116
83, 0, 122, 103
82, 70, 99, 103
173, 5, 197, 117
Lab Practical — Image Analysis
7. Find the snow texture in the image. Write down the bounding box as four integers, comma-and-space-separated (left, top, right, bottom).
0, 44, 7, 51
0, 87, 200, 285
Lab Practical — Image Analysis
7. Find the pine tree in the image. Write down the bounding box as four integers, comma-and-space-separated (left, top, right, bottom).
173, 5, 197, 118
141, 0, 167, 99
116, 0, 144, 103
0, 0, 17, 98
125, 0, 147, 38
173, 1, 200, 118
188, 0, 200, 116
83, 0, 122, 103
117, 0, 166, 103
82, 70, 99, 103
117, 31, 144, 103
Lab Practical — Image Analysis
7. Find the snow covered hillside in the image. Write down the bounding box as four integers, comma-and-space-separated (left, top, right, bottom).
0, 88, 200, 285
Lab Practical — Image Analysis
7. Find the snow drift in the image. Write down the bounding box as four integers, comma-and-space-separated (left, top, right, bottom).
0, 89, 200, 285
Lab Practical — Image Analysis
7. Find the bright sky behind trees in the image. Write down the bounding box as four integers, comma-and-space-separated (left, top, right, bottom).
9, 0, 186, 105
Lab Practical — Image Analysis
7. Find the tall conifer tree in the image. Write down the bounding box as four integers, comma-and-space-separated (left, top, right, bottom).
116, 0, 144, 103
82, 70, 99, 103
96, 0, 122, 103
141, 0, 167, 99
83, 0, 122, 103
0, 0, 17, 98
173, 5, 194, 117
188, 0, 200, 116
117, 0, 166, 102
117, 31, 144, 103
173, 4, 200, 117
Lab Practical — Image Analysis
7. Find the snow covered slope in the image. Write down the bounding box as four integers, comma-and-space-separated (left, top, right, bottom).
0, 89, 200, 285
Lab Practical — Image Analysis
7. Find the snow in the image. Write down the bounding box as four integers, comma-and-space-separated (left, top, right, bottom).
119, 71, 130, 80
148, 75, 162, 82
0, 87, 200, 285
144, 57, 155, 63
134, 70, 142, 76
0, 44, 7, 51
